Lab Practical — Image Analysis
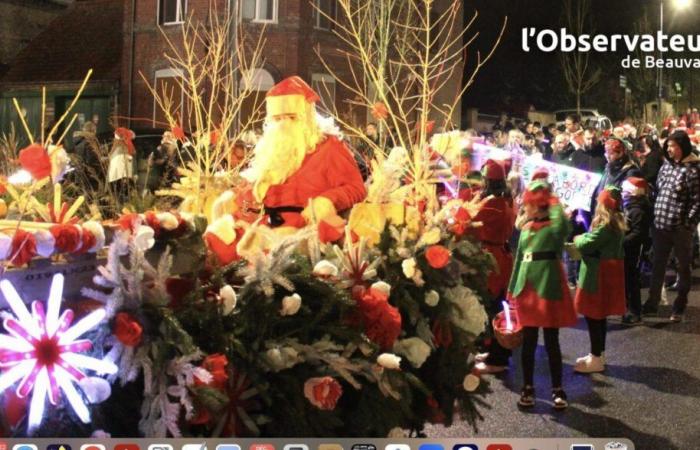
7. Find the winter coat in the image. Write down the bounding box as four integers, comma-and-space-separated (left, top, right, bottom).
623, 195, 652, 247
591, 155, 642, 212
571, 144, 606, 173
654, 153, 700, 231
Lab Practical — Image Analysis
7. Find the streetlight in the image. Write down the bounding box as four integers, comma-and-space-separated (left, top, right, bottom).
659, 0, 693, 122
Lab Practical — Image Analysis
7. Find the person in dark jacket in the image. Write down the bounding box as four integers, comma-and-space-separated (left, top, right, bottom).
591, 137, 642, 212
620, 177, 653, 324
633, 135, 664, 191
572, 128, 606, 174
643, 130, 700, 322
552, 133, 576, 166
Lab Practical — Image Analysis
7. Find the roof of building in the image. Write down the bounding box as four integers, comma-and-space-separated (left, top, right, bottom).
1, 0, 123, 84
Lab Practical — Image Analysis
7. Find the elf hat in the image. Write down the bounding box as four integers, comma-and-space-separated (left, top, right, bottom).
265, 76, 320, 117
482, 159, 505, 181
597, 185, 622, 210
522, 180, 551, 208
531, 167, 549, 182
622, 177, 648, 196
115, 127, 135, 156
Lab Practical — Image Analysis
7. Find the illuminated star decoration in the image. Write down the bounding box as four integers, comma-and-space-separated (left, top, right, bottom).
0, 274, 117, 431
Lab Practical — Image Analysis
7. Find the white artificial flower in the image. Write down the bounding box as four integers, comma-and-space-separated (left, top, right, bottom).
313, 260, 339, 277
377, 353, 402, 370
395, 338, 432, 368
463, 373, 480, 392
265, 347, 302, 372
34, 229, 55, 257
418, 227, 441, 247
219, 284, 237, 314
78, 376, 112, 404
371, 281, 391, 297
133, 225, 155, 251
425, 290, 440, 307
82, 221, 106, 252
402, 258, 417, 278
156, 212, 179, 231
281, 293, 302, 316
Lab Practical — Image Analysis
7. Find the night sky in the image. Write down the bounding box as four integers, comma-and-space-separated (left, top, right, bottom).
461, 0, 700, 118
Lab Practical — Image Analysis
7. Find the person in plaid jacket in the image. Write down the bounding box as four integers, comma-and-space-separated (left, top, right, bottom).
643, 130, 700, 322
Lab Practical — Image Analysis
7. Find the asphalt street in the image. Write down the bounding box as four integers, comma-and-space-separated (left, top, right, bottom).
428, 271, 700, 450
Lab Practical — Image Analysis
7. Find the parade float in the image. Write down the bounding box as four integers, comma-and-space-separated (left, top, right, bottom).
0, 1, 512, 438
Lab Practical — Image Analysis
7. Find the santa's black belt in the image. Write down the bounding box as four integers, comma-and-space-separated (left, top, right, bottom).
265, 205, 304, 227
522, 251, 558, 262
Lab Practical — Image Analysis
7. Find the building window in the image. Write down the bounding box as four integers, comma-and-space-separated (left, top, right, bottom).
153, 68, 185, 126
242, 0, 278, 23
314, 0, 337, 30
311, 73, 336, 112
158, 0, 186, 25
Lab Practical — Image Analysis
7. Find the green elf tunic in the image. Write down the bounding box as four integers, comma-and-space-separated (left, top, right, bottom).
507, 202, 578, 328
573, 224, 626, 319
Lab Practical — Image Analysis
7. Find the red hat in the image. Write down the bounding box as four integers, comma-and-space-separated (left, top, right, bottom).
115, 127, 135, 156
266, 76, 319, 116
483, 159, 505, 180
531, 167, 549, 182
522, 180, 551, 208
597, 186, 622, 210
622, 177, 649, 196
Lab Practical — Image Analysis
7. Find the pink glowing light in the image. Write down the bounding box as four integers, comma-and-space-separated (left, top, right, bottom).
0, 274, 117, 431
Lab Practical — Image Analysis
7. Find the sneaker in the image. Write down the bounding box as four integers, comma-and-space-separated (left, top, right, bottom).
474, 361, 507, 375
518, 386, 535, 408
670, 314, 684, 323
574, 354, 605, 373
621, 314, 642, 325
551, 388, 568, 410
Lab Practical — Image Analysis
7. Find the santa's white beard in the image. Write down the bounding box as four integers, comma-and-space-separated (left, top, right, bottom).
246, 119, 316, 201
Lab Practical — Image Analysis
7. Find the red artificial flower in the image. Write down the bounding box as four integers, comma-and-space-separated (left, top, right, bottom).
303, 376, 343, 410
318, 219, 343, 244
113, 312, 143, 347
356, 288, 401, 350
195, 353, 229, 390
75, 228, 97, 254
172, 126, 186, 141
370, 102, 389, 120
18, 144, 52, 180
431, 319, 453, 348
165, 276, 195, 308
425, 245, 450, 269
144, 211, 161, 238
50, 224, 81, 253
204, 228, 244, 266
10, 230, 36, 266
117, 212, 141, 233
451, 207, 472, 237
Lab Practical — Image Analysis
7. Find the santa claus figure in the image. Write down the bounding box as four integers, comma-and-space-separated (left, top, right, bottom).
242, 76, 366, 228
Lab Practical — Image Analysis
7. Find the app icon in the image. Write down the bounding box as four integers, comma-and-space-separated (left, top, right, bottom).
217, 446, 241, 450
48, 445, 72, 450
13, 445, 37, 450
183, 445, 207, 450
82, 445, 106, 450
385, 446, 410, 450
351, 445, 376, 450
570, 446, 594, 450
148, 446, 173, 450
115, 444, 140, 450
419, 445, 443, 450
318, 445, 343, 450
249, 445, 274, 450
453, 446, 478, 450
283, 445, 308, 450
604, 443, 628, 450
486, 445, 512, 450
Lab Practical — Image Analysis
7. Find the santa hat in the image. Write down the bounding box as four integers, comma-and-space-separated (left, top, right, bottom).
115, 127, 135, 156
531, 167, 549, 182
522, 180, 552, 208
265, 76, 319, 117
482, 159, 505, 181
622, 177, 648, 196
605, 137, 626, 154
597, 186, 622, 210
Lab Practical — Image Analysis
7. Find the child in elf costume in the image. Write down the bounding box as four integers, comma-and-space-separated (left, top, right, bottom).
473, 159, 516, 374
508, 180, 578, 410
573, 186, 627, 373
